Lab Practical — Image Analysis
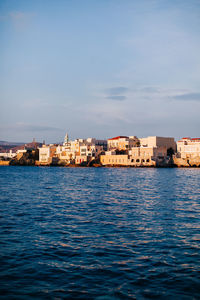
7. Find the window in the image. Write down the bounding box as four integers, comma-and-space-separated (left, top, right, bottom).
146, 159, 149, 162
131, 159, 134, 162
136, 159, 140, 162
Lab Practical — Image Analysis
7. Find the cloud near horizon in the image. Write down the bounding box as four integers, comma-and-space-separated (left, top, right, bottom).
104, 86, 128, 101
106, 95, 127, 101
1, 123, 62, 132
172, 92, 200, 101
105, 87, 129, 95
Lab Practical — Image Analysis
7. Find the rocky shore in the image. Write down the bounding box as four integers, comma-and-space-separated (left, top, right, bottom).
0, 151, 199, 168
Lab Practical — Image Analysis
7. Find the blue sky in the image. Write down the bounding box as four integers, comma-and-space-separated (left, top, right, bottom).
0, 0, 200, 143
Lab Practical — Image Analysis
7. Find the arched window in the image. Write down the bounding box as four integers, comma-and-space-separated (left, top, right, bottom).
136, 159, 140, 162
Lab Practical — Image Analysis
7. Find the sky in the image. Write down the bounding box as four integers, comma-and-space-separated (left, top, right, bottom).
0, 0, 200, 143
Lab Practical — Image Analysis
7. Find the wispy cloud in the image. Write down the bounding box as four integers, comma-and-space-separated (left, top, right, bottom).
105, 87, 129, 95
104, 86, 128, 101
172, 92, 200, 101
106, 95, 127, 101
125, 86, 200, 103
137, 87, 160, 93
100, 84, 200, 104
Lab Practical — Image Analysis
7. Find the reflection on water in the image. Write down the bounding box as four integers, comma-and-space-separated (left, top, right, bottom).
0, 167, 200, 299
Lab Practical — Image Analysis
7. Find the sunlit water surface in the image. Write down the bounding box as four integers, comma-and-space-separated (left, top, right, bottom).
0, 167, 200, 299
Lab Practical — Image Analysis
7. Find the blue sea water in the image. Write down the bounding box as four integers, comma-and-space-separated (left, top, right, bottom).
0, 166, 200, 299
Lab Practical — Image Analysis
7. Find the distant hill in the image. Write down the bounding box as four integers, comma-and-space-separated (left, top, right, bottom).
0, 141, 42, 153
0, 141, 25, 146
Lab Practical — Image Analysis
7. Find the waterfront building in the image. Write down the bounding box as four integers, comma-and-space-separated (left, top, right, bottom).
139, 136, 176, 152
100, 154, 129, 166
56, 143, 76, 163
0, 150, 16, 159
86, 138, 107, 150
129, 146, 167, 166
38, 145, 57, 164
70, 139, 85, 155
101, 136, 174, 167
60, 133, 107, 165
107, 136, 139, 151
176, 137, 200, 159
56, 147, 75, 163
75, 155, 89, 165
80, 144, 103, 158
100, 147, 164, 167
75, 143, 103, 165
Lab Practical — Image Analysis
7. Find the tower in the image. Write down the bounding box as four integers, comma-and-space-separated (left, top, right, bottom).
64, 133, 69, 145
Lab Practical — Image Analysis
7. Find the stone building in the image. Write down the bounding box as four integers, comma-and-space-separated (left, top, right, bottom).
177, 137, 200, 159
107, 136, 139, 151
100, 154, 129, 166
139, 136, 176, 152
38, 145, 57, 164
174, 137, 200, 167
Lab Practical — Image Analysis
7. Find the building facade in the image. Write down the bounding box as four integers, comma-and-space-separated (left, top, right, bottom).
177, 138, 200, 159
107, 136, 139, 151
139, 136, 176, 152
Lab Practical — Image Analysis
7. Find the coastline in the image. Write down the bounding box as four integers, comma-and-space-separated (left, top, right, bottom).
0, 161, 199, 168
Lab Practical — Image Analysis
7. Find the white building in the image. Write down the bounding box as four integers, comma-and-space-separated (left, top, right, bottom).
139, 136, 176, 152
0, 150, 16, 159
177, 137, 200, 159
38, 145, 57, 163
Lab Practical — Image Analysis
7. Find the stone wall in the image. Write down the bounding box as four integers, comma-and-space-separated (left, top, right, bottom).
173, 156, 200, 167
0, 160, 10, 166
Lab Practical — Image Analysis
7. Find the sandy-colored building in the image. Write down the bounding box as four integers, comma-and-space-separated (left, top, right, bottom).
80, 144, 103, 158
177, 137, 200, 159
86, 138, 107, 150
56, 145, 75, 163
100, 154, 129, 166
140, 136, 176, 152
39, 145, 57, 164
100, 145, 169, 167
129, 146, 167, 166
107, 136, 139, 151
70, 139, 85, 155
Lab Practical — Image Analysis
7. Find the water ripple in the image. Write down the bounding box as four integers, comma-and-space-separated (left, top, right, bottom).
0, 167, 200, 299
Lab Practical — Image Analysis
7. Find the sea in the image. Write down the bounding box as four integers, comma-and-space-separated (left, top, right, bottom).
0, 166, 200, 299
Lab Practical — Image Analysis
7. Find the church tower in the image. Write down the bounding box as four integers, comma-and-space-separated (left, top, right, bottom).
63, 133, 69, 145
